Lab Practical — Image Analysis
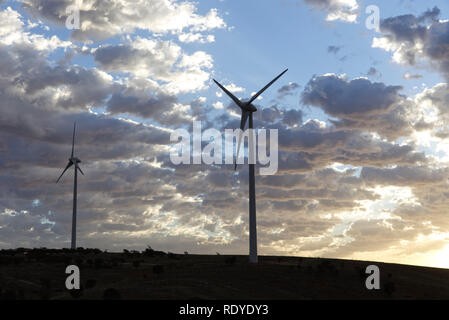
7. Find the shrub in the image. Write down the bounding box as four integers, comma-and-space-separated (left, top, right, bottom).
94, 258, 104, 269
40, 278, 52, 289
132, 260, 141, 268
69, 287, 84, 299
225, 256, 236, 265
167, 252, 176, 259
85, 279, 97, 289
103, 288, 121, 300
355, 266, 365, 280
384, 273, 396, 297
306, 265, 314, 274
2, 289, 16, 300
153, 264, 164, 275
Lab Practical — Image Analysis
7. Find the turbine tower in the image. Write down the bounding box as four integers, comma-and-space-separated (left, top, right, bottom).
213, 69, 288, 263
56, 122, 84, 249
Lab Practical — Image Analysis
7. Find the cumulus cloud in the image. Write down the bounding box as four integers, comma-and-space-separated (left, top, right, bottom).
403, 72, 423, 80
277, 82, 301, 99
2, 3, 449, 266
373, 7, 449, 80
304, 0, 359, 23
93, 37, 213, 94
301, 74, 415, 139
21, 0, 226, 41
0, 6, 71, 50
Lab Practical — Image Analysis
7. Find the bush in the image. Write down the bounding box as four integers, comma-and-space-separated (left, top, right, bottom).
40, 278, 52, 289
384, 273, 396, 297
153, 264, 164, 275
225, 256, 236, 265
103, 288, 121, 300
316, 260, 338, 276
355, 266, 365, 280
69, 286, 84, 299
85, 279, 97, 289
2, 289, 16, 300
167, 252, 177, 259
94, 258, 104, 269
132, 260, 141, 268
306, 265, 314, 274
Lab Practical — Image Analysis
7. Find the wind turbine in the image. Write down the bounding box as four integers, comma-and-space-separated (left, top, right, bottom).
56, 122, 84, 250
213, 69, 288, 263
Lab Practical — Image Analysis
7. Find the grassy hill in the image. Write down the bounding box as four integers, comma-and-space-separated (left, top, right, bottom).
1, 248, 449, 300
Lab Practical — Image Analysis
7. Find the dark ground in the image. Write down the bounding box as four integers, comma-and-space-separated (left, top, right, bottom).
1, 247, 449, 300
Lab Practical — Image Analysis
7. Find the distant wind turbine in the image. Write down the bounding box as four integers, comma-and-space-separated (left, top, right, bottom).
56, 122, 84, 249
213, 69, 288, 263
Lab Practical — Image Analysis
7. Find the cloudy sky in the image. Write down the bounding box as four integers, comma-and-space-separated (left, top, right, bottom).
1, 0, 449, 269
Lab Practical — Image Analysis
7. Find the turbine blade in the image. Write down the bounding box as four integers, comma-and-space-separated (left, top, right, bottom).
213, 79, 244, 109
56, 161, 73, 183
71, 122, 76, 158
235, 111, 250, 170
247, 69, 288, 105
77, 165, 84, 176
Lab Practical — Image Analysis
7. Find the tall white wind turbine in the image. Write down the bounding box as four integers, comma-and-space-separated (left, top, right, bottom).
56, 122, 84, 249
213, 69, 288, 263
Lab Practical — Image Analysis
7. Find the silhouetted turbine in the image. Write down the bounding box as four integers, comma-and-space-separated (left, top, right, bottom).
56, 122, 84, 249
213, 69, 288, 263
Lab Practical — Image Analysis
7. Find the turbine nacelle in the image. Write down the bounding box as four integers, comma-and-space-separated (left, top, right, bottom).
70, 157, 81, 164
243, 103, 257, 112
56, 122, 84, 183
213, 69, 288, 170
